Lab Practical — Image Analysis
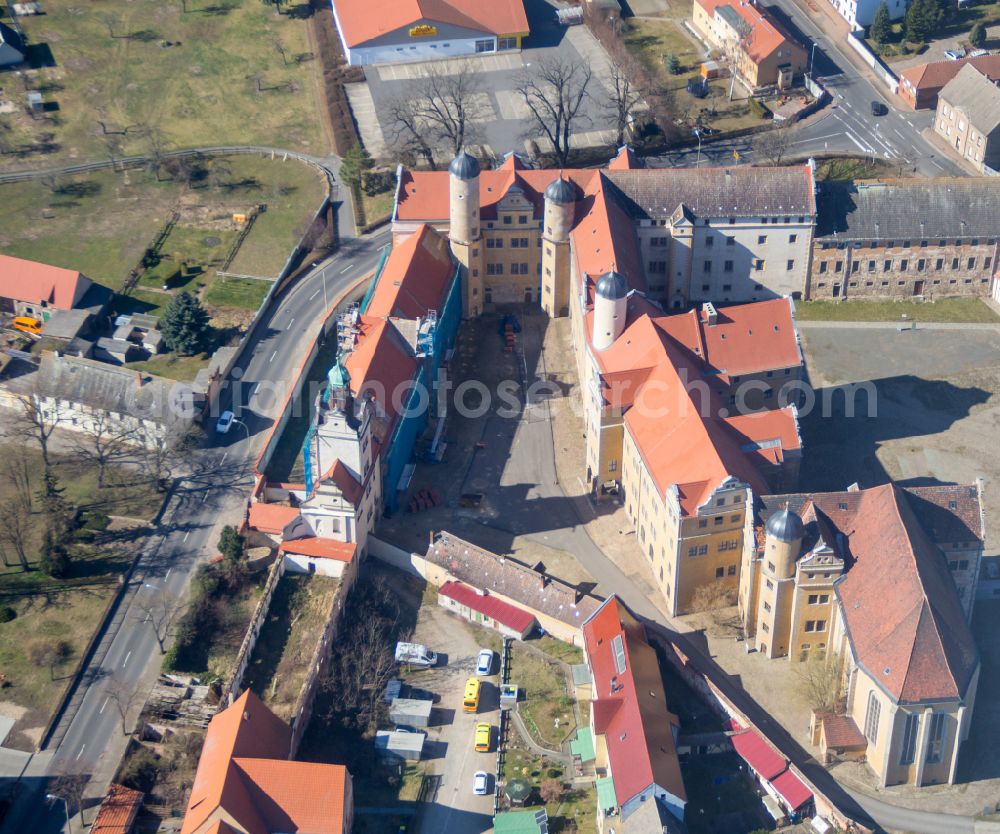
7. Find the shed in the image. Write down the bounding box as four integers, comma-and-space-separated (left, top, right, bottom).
383, 678, 403, 704
41, 308, 91, 342
93, 337, 143, 365
499, 683, 519, 710
437, 580, 537, 640
494, 808, 548, 834
375, 729, 425, 761
389, 698, 432, 728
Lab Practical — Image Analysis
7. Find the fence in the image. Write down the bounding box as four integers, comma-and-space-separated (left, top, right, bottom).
846, 32, 899, 95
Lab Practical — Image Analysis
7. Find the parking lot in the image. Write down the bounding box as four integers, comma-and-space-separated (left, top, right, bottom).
349, 0, 618, 161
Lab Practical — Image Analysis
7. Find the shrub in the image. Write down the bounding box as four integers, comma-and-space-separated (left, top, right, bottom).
40, 531, 71, 579
119, 747, 160, 793
362, 169, 394, 197
748, 97, 771, 120
80, 511, 110, 532
0, 607, 16, 623
547, 767, 562, 778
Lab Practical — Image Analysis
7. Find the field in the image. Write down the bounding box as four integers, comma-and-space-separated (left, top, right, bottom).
0, 0, 327, 169
796, 298, 1000, 323
0, 156, 326, 290
0, 445, 165, 749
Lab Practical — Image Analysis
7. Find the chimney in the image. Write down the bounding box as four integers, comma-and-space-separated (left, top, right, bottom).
703, 302, 719, 326
135, 371, 144, 389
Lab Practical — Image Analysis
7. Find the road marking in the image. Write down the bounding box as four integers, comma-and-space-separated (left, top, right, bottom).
892, 128, 906, 140
269, 350, 277, 363
221, 451, 228, 464
309, 288, 321, 300
845, 131, 867, 152
76, 744, 86, 760
928, 157, 945, 170
288, 318, 294, 327
123, 650, 132, 668
791, 132, 842, 146
143, 613, 150, 623
339, 263, 354, 274
166, 568, 172, 579
183, 531, 190, 543
202, 490, 209, 503
99, 697, 109, 714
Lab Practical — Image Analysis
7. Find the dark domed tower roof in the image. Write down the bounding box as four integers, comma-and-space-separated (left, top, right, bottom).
595, 270, 627, 300
766, 507, 805, 543
545, 176, 577, 204
449, 151, 480, 180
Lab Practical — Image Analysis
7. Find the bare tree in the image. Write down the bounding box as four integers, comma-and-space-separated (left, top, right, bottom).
71, 412, 140, 488
48, 770, 89, 829
29, 638, 72, 680
385, 96, 437, 169
753, 123, 794, 166
795, 651, 844, 712
272, 35, 288, 66
140, 124, 171, 182
106, 677, 144, 735
0, 499, 31, 571
7, 385, 64, 479
723, 19, 753, 100
1, 452, 34, 516
140, 424, 188, 491
691, 581, 736, 612
410, 62, 486, 157
515, 57, 593, 166
606, 57, 644, 148
135, 588, 182, 652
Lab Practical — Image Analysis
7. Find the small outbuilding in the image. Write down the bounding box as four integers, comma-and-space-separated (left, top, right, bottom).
375, 729, 425, 762
437, 580, 537, 640
389, 697, 433, 728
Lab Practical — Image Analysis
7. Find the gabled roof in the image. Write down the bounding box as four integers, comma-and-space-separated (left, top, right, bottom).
439, 580, 537, 633
181, 690, 349, 834
366, 224, 455, 320
92, 783, 143, 834
939, 64, 1000, 134
247, 502, 301, 536
279, 537, 356, 562
763, 484, 980, 704
0, 253, 89, 309
582, 597, 686, 809
695, 0, 805, 64
730, 728, 786, 779
332, 0, 529, 47
901, 54, 1000, 93
325, 459, 363, 506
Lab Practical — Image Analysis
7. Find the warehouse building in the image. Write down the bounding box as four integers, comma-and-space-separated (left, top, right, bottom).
330, 0, 529, 66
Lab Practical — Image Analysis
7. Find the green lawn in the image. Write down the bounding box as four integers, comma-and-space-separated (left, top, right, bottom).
501, 748, 597, 833
136, 225, 238, 292
360, 189, 395, 229
127, 352, 213, 382
796, 298, 1000, 323
511, 644, 576, 750
0, 158, 326, 292
1, 0, 326, 170
0, 446, 166, 749
204, 277, 273, 310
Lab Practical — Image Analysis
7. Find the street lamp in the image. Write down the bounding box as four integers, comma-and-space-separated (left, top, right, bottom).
809, 41, 820, 78
45, 794, 72, 834
693, 127, 703, 168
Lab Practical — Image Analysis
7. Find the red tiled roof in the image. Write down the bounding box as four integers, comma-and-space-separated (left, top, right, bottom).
92, 783, 143, 834
771, 769, 812, 811
332, 0, 529, 47
181, 690, 350, 834
724, 408, 802, 465
695, 0, 804, 63
342, 315, 418, 441
818, 713, 867, 750
439, 580, 537, 633
279, 537, 356, 562
731, 729, 786, 780
0, 253, 89, 309
582, 597, 686, 808
366, 224, 454, 320
325, 459, 363, 506
247, 503, 300, 535
900, 54, 1000, 92
607, 146, 640, 170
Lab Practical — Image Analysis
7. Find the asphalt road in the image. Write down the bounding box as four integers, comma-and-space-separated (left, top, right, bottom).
3, 227, 392, 834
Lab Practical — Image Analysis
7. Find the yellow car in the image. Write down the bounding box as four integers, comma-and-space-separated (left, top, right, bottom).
475, 722, 492, 753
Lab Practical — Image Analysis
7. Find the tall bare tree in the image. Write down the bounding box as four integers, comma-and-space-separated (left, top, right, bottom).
106, 676, 144, 735
385, 96, 437, 169
795, 651, 844, 712
140, 424, 189, 492
753, 123, 794, 166
0, 499, 31, 571
410, 62, 486, 157
135, 588, 182, 653
723, 19, 753, 100
606, 57, 644, 149
1, 452, 34, 516
71, 412, 140, 488
7, 384, 65, 479
515, 57, 592, 166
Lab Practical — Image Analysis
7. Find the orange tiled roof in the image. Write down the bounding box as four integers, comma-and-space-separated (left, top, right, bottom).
695, 0, 802, 63
332, 0, 528, 47
818, 713, 867, 749
900, 54, 1000, 92
366, 224, 455, 320
324, 459, 363, 506
279, 536, 356, 562
181, 690, 350, 834
91, 783, 143, 834
247, 503, 301, 535
0, 253, 88, 309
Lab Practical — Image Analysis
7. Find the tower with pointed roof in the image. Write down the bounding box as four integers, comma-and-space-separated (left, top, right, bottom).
448, 150, 483, 318
541, 175, 576, 318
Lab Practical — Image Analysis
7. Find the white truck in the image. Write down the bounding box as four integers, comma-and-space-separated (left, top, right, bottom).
394, 642, 437, 667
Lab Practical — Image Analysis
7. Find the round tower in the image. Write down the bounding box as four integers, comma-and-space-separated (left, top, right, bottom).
764, 507, 804, 580
592, 270, 628, 351
543, 176, 576, 243
448, 151, 480, 246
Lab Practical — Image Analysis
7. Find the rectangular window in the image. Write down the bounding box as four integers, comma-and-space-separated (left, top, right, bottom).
763, 601, 772, 612
789, 234, 797, 243
698, 544, 708, 555
503, 215, 512, 225
724, 260, 734, 272
706, 236, 714, 247
715, 567, 725, 578
726, 236, 735, 246
704, 260, 712, 273
475, 38, 495, 52
765, 578, 774, 590
727, 564, 736, 575
835, 260, 843, 273
819, 261, 828, 274
864, 691, 881, 745
900, 259, 908, 271
868, 260, 875, 272
968, 257, 976, 269
758, 234, 767, 244
755, 259, 765, 271
787, 259, 795, 270
926, 713, 946, 764
936, 258, 943, 270
900, 712, 919, 765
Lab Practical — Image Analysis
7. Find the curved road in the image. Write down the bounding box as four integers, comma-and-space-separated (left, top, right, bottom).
2, 227, 392, 834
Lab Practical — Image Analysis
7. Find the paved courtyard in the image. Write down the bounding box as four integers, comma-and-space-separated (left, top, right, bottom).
352, 0, 618, 162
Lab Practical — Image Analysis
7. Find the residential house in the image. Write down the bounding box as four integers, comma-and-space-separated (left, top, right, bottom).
934, 64, 1000, 174
330, 0, 529, 66
828, 0, 905, 30
582, 596, 686, 831
809, 178, 1000, 299
0, 254, 93, 320
739, 482, 984, 787
899, 54, 1000, 110
691, 0, 807, 90
180, 689, 353, 834
91, 784, 143, 834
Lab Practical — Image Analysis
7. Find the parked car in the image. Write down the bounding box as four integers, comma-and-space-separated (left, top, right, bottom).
870, 100, 886, 116
472, 771, 491, 796
476, 649, 495, 676
944, 49, 965, 60
395, 642, 437, 667
474, 723, 492, 753
215, 410, 235, 433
